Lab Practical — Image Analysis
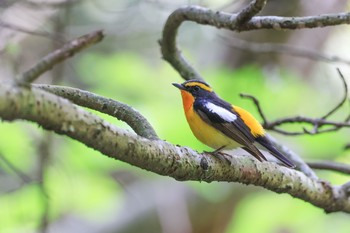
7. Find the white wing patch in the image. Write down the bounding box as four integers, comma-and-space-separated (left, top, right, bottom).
205, 102, 237, 122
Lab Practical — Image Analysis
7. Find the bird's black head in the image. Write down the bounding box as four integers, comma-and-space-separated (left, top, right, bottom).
172, 80, 214, 98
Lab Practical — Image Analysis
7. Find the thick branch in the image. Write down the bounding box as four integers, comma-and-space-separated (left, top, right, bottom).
21, 30, 104, 83
0, 82, 349, 213
265, 134, 317, 179
34, 84, 158, 140
342, 182, 350, 195
160, 5, 350, 80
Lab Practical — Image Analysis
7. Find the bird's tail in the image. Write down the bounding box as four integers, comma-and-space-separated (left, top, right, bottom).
242, 145, 267, 162
256, 136, 296, 168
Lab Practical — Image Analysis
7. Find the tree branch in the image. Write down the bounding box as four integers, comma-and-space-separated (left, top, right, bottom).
267, 116, 350, 130
21, 30, 104, 83
240, 93, 268, 125
160, 2, 350, 181
219, 36, 350, 66
160, 5, 350, 80
308, 160, 350, 175
1, 1, 349, 215
264, 134, 318, 179
37, 133, 52, 233
0, 82, 349, 213
0, 153, 32, 184
240, 69, 350, 136
235, 0, 266, 26
342, 181, 350, 195
0, 21, 57, 40
239, 94, 317, 178
25, 0, 80, 8
321, 68, 348, 120
34, 84, 158, 140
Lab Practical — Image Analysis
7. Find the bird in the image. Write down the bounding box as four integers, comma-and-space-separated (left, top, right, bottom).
172, 79, 295, 168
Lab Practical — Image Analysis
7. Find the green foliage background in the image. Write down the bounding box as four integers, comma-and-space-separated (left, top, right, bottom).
1, 51, 350, 233
1, 0, 350, 231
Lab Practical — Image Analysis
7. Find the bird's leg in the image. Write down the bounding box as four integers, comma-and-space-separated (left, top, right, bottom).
211, 145, 226, 154
203, 145, 226, 155
204, 145, 231, 165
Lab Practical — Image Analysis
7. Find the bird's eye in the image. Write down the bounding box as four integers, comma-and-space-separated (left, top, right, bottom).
193, 86, 200, 92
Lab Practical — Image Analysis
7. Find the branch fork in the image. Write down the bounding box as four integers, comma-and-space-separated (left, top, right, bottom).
1, 0, 350, 213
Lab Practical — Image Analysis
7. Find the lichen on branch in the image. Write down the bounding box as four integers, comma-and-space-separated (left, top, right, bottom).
0, 82, 349, 213
1, 0, 350, 214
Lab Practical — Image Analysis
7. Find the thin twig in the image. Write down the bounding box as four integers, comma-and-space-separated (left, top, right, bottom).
0, 21, 57, 40
35, 84, 159, 140
240, 93, 350, 135
36, 9, 72, 233
37, 133, 52, 233
241, 69, 350, 136
269, 128, 303, 136
0, 153, 32, 184
240, 93, 268, 125
219, 36, 350, 67
267, 116, 350, 129
21, 30, 104, 83
271, 124, 349, 136
49, 2, 71, 84
321, 68, 348, 120
238, 94, 317, 177
308, 160, 350, 175
25, 0, 80, 8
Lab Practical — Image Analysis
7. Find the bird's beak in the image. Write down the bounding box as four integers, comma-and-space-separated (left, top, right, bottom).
172, 83, 185, 90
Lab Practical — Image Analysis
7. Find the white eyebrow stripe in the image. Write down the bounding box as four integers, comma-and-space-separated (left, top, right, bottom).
205, 102, 237, 122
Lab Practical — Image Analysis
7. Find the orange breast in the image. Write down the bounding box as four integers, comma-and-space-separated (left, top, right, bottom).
180, 91, 240, 149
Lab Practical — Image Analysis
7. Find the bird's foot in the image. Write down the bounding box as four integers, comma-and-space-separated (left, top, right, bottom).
204, 146, 232, 165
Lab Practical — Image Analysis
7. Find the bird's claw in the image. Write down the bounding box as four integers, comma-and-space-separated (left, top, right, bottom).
204, 150, 232, 165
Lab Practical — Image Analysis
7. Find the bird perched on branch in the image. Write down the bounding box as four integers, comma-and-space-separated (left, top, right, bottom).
173, 80, 295, 168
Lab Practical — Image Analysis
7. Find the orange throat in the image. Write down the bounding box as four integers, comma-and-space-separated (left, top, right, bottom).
180, 90, 194, 112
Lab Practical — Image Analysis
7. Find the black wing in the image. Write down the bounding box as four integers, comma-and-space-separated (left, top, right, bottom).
194, 98, 267, 162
